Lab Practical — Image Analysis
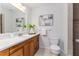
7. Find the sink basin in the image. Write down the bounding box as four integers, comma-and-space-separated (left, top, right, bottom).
0, 40, 6, 45
0, 33, 18, 40
0, 32, 39, 51
0, 33, 35, 46
22, 34, 33, 36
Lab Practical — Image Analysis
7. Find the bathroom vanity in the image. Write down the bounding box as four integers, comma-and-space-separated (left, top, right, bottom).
0, 34, 39, 56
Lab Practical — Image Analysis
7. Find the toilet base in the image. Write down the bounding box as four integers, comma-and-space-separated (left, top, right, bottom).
50, 51, 60, 56
50, 50, 60, 56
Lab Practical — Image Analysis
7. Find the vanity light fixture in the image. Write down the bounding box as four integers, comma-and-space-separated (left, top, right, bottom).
10, 3, 26, 12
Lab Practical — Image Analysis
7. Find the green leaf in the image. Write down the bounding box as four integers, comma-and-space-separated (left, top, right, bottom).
23, 24, 36, 30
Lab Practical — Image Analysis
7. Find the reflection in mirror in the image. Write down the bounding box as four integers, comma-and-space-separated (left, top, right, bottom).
0, 3, 26, 33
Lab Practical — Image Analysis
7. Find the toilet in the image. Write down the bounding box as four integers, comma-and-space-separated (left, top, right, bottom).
49, 37, 60, 56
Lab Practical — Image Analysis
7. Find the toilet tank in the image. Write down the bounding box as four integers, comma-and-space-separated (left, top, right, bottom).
49, 37, 59, 45
47, 30, 59, 45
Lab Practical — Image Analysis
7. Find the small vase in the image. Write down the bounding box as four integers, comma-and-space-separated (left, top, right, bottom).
29, 28, 36, 35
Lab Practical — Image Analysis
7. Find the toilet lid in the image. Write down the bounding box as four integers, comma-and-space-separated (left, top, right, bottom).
50, 45, 60, 50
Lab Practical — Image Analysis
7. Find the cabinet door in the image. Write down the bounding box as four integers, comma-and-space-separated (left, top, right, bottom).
35, 39, 39, 53
29, 40, 35, 56
0, 49, 9, 56
33, 36, 39, 54
10, 48, 23, 56
24, 43, 30, 56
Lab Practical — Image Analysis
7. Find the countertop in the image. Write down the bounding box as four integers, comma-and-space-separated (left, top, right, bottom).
0, 33, 39, 51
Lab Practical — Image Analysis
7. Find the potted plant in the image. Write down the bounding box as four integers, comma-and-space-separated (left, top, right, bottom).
24, 24, 36, 34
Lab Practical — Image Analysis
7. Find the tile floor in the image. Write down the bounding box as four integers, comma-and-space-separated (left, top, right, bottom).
35, 48, 56, 56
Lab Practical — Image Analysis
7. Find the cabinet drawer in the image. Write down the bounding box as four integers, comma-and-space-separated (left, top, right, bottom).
10, 48, 23, 56
0, 49, 9, 56
10, 43, 24, 54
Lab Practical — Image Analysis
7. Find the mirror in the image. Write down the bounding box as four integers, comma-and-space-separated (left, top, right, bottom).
0, 3, 26, 33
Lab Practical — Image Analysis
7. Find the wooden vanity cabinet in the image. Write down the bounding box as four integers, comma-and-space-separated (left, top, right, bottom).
9, 42, 24, 56
29, 40, 35, 56
10, 48, 23, 56
10, 43, 24, 54
0, 35, 39, 56
34, 36, 39, 53
30, 35, 39, 55
24, 41, 30, 56
0, 49, 9, 56
24, 35, 39, 56
24, 37, 38, 56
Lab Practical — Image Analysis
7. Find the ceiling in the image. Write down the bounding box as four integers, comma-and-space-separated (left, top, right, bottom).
22, 3, 53, 9
0, 3, 26, 13
0, 3, 43, 10
0, 3, 54, 11
0, 3, 19, 11
22, 3, 42, 9
22, 3, 56, 10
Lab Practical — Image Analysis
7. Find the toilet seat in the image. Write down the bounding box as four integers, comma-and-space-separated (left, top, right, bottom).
50, 45, 60, 51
